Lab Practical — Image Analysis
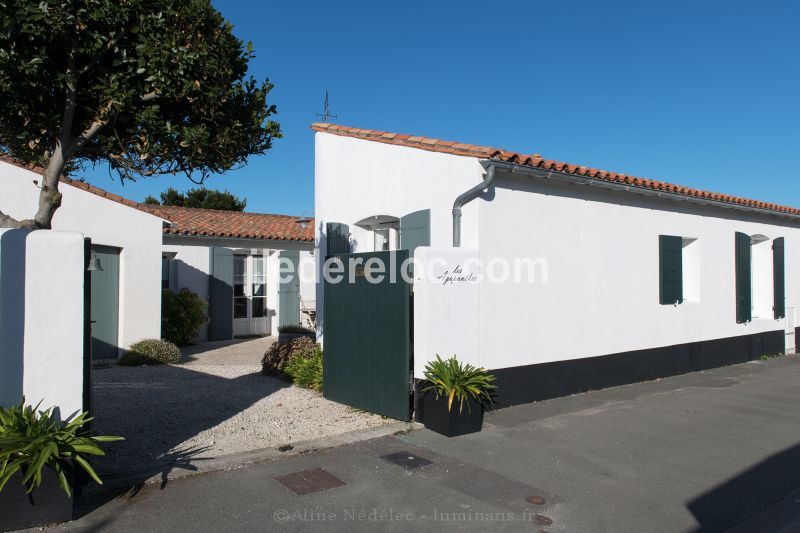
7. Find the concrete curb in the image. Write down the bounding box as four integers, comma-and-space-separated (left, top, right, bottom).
97, 421, 421, 490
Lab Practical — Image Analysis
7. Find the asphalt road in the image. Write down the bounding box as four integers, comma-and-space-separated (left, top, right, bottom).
53, 355, 800, 532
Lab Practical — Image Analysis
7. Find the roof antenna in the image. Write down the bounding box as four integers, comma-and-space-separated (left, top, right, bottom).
316, 90, 337, 123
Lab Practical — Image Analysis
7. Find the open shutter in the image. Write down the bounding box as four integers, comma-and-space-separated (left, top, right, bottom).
774, 237, 786, 319
208, 247, 233, 341
326, 222, 350, 256
735, 232, 752, 324
399, 209, 431, 254
659, 235, 683, 305
278, 250, 301, 327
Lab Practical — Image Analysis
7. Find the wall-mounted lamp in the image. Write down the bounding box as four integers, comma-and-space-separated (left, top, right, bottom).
87, 250, 103, 272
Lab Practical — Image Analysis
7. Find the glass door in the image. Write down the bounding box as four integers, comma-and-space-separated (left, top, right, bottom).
250, 255, 269, 335
232, 254, 269, 337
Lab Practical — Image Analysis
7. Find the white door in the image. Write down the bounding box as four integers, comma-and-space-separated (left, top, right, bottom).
233, 254, 270, 337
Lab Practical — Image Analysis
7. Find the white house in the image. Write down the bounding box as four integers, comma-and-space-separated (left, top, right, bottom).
1, 157, 314, 360
313, 123, 800, 416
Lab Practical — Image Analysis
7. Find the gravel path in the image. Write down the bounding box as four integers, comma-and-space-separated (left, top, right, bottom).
91, 338, 390, 475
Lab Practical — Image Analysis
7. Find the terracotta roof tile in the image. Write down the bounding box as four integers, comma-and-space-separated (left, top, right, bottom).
1, 155, 313, 242
311, 123, 800, 217
139, 204, 314, 242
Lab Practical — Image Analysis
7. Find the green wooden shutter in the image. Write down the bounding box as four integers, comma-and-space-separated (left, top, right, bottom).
278, 250, 301, 327
208, 247, 233, 340
773, 237, 786, 319
399, 209, 431, 254
659, 235, 683, 305
735, 232, 752, 324
326, 222, 350, 256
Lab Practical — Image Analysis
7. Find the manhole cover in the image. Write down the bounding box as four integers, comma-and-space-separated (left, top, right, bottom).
274, 468, 346, 495
380, 451, 433, 469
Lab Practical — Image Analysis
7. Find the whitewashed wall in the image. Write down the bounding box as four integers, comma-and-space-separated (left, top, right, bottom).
1, 161, 163, 349
316, 135, 800, 372
314, 132, 485, 342
0, 229, 84, 419
477, 172, 800, 369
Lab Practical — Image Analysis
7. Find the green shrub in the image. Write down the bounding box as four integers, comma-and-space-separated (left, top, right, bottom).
162, 288, 207, 346
261, 337, 316, 375
284, 346, 323, 392
0, 400, 123, 497
119, 338, 180, 366
422, 355, 495, 413
277, 324, 316, 335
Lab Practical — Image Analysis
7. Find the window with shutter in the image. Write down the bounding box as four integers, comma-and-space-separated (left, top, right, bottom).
773, 237, 785, 319
659, 235, 683, 305
735, 232, 752, 323
326, 222, 350, 256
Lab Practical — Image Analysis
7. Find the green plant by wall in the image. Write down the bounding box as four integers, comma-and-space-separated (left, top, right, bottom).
422, 355, 496, 413
162, 288, 207, 346
284, 346, 323, 392
262, 337, 316, 375
0, 400, 123, 497
119, 338, 181, 366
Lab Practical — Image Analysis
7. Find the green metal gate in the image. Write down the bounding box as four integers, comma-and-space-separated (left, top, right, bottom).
323, 250, 412, 421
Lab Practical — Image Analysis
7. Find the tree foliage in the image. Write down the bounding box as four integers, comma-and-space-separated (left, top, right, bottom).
144, 187, 246, 211
0, 0, 280, 228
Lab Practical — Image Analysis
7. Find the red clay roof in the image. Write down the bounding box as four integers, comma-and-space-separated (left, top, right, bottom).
311, 123, 800, 217
0, 155, 314, 241
140, 204, 315, 242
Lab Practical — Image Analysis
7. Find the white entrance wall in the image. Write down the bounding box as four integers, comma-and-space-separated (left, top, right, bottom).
413, 247, 481, 379
0, 161, 162, 350
0, 229, 85, 419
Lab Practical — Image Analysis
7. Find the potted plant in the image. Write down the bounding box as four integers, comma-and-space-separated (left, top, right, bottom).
0, 400, 123, 530
420, 355, 496, 437
277, 324, 316, 343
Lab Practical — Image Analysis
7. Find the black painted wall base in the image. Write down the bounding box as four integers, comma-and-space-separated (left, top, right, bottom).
414, 329, 785, 422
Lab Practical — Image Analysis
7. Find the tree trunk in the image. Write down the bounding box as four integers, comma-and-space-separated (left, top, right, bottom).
0, 145, 66, 230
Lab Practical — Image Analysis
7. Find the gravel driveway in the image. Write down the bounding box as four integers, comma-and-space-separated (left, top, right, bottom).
91, 337, 390, 475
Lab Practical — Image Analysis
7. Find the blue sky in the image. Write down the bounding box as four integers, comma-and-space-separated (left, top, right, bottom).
83, 0, 800, 215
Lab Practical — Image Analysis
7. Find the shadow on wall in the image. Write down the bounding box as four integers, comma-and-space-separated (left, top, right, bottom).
0, 229, 27, 407
79, 356, 289, 518
169, 258, 214, 343
687, 441, 800, 532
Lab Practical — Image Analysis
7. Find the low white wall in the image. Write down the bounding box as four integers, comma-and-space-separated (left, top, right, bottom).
0, 229, 85, 420
0, 161, 163, 349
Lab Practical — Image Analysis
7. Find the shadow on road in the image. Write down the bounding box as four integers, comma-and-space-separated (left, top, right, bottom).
687, 442, 800, 532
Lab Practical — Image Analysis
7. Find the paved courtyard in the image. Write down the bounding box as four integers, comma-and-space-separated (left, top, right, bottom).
63, 354, 800, 532
91, 337, 390, 478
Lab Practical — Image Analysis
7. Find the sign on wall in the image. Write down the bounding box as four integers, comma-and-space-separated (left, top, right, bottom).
413, 247, 481, 378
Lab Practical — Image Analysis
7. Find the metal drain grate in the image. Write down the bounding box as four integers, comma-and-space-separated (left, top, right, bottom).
274, 468, 346, 495
380, 451, 433, 470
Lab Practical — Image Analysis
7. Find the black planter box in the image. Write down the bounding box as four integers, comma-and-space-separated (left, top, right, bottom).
0, 468, 74, 531
421, 393, 484, 437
